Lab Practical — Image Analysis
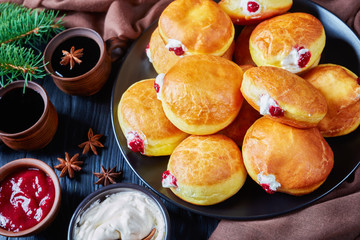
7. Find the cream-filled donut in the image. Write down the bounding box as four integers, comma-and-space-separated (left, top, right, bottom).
249, 12, 325, 74
219, 0, 293, 25
242, 117, 334, 195
147, 27, 235, 74
158, 55, 244, 135
158, 0, 235, 56
118, 79, 188, 156
162, 134, 247, 205
302, 64, 360, 137
241, 66, 327, 128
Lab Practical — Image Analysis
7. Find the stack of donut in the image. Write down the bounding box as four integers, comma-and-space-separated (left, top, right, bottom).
118, 0, 360, 205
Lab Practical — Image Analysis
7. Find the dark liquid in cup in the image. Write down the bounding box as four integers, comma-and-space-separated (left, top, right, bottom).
0, 87, 44, 133
51, 36, 100, 78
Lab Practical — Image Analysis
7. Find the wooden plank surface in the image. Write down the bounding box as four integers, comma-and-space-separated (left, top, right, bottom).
0, 56, 219, 240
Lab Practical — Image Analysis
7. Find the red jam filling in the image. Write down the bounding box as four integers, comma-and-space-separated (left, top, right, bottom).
154, 82, 160, 93
128, 132, 145, 154
0, 168, 55, 232
295, 46, 311, 68
162, 170, 177, 187
247, 1, 260, 13
145, 43, 150, 53
261, 183, 276, 194
168, 47, 185, 56
269, 105, 284, 117
357, 77, 360, 85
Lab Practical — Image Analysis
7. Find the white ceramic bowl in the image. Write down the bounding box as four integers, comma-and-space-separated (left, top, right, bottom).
68, 183, 171, 240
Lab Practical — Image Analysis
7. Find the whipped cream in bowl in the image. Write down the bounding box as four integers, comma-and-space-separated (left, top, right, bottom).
68, 183, 170, 240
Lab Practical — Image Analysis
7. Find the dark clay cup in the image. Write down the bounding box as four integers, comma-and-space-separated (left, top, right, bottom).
43, 27, 124, 96
0, 80, 58, 151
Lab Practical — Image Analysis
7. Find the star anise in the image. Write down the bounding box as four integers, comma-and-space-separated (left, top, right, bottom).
60, 46, 83, 70
54, 152, 83, 178
93, 165, 122, 186
78, 128, 104, 155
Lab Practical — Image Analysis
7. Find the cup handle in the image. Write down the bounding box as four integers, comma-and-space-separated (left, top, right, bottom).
106, 37, 127, 62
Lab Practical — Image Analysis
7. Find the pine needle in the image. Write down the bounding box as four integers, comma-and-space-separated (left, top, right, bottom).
0, 44, 46, 88
0, 2, 65, 46
0, 2, 65, 90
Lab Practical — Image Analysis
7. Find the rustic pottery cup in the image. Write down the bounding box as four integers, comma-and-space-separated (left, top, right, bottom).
0, 80, 58, 151
43, 27, 124, 96
0, 158, 61, 237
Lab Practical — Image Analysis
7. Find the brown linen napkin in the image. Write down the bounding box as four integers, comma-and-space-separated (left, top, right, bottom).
210, 168, 360, 240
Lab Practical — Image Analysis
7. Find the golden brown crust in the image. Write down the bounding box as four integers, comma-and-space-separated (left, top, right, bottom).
302, 64, 360, 137
149, 27, 235, 74
221, 40, 236, 60
239, 64, 256, 72
158, 0, 234, 56
219, 0, 293, 25
218, 99, 261, 146
168, 134, 247, 205
234, 24, 257, 66
249, 12, 325, 74
241, 66, 327, 128
118, 79, 188, 156
242, 117, 334, 195
149, 27, 180, 74
161, 55, 244, 135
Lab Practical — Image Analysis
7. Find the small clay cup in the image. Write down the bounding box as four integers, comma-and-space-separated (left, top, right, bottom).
0, 158, 61, 237
43, 27, 124, 96
0, 80, 58, 151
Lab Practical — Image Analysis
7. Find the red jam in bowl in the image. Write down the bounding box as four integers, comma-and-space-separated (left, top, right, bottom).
0, 168, 55, 232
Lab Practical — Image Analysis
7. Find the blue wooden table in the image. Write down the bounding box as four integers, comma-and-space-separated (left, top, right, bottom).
0, 55, 219, 240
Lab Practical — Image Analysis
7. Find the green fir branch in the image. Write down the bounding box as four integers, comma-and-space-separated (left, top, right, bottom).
0, 44, 47, 89
0, 2, 65, 90
0, 3, 65, 46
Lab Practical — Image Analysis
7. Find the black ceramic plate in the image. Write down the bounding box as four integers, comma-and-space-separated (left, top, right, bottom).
111, 0, 360, 220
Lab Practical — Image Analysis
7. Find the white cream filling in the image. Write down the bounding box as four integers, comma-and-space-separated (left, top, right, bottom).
258, 93, 279, 115
125, 130, 148, 153
161, 171, 177, 188
239, 0, 262, 16
281, 47, 310, 73
145, 45, 152, 63
155, 73, 165, 101
165, 39, 187, 56
257, 172, 281, 192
